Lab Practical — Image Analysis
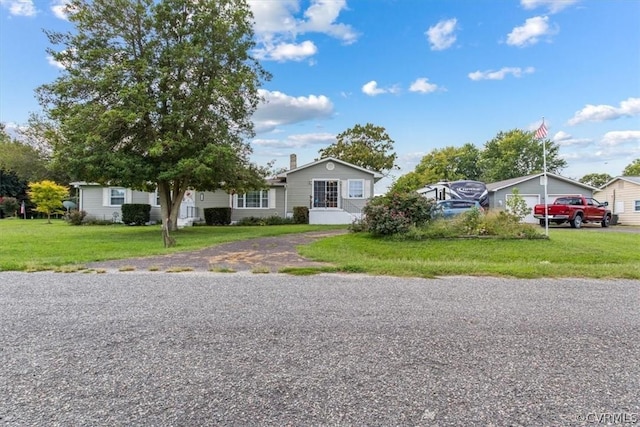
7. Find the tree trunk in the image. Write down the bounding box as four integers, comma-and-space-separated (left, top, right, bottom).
157, 180, 186, 233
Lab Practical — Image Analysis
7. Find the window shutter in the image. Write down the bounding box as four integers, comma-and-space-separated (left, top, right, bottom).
103, 188, 109, 206
364, 180, 371, 198
342, 180, 348, 198
232, 194, 238, 208
269, 189, 276, 208
125, 189, 132, 204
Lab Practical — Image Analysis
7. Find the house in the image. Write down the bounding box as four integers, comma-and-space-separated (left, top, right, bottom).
72, 155, 383, 225
485, 173, 597, 223
594, 176, 640, 226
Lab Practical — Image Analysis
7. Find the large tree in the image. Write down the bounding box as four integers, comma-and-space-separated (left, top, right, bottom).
318, 123, 398, 175
580, 173, 612, 188
0, 123, 50, 183
388, 144, 481, 193
479, 129, 566, 182
37, 0, 270, 232
623, 158, 640, 176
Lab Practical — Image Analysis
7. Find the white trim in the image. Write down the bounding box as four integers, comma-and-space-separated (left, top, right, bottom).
346, 179, 365, 199
235, 189, 270, 209
103, 187, 128, 207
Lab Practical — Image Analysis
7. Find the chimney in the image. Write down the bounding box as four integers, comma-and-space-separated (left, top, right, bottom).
290, 154, 297, 170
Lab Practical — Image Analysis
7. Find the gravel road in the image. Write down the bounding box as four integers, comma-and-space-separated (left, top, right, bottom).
1, 272, 638, 426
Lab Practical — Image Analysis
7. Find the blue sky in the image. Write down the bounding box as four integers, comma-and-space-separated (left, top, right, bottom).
1, 0, 639, 191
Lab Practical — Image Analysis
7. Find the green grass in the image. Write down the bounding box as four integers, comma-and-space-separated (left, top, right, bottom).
297, 229, 640, 279
1, 219, 638, 279
0, 218, 345, 271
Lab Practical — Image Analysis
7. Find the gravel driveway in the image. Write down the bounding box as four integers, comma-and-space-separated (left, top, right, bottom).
1, 273, 638, 426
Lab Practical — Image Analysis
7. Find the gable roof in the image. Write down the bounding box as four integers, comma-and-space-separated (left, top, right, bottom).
485, 172, 597, 192
277, 157, 384, 180
597, 176, 640, 190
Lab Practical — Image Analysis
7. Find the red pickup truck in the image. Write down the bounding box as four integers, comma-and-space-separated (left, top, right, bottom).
533, 196, 612, 229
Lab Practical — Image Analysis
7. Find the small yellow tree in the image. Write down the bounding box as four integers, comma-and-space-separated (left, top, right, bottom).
28, 180, 68, 223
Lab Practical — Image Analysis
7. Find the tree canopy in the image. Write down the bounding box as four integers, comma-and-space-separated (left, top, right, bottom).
478, 129, 566, 183
0, 123, 50, 183
28, 180, 68, 223
318, 123, 398, 175
579, 173, 612, 188
389, 144, 481, 193
37, 0, 270, 231
623, 158, 640, 176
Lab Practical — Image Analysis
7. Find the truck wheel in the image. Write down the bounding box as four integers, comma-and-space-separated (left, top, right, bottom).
601, 215, 611, 228
570, 214, 583, 229
539, 219, 546, 227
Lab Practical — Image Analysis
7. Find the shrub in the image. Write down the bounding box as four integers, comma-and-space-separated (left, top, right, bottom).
66, 209, 87, 225
236, 215, 293, 226
121, 204, 151, 225
361, 192, 434, 236
0, 197, 19, 217
204, 207, 231, 225
293, 206, 309, 224
505, 188, 531, 221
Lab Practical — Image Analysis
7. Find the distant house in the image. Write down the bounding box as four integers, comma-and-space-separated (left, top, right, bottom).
485, 173, 597, 223
594, 176, 640, 226
72, 155, 383, 225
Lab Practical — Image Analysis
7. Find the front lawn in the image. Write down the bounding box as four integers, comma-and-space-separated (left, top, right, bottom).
297, 228, 640, 279
0, 219, 344, 271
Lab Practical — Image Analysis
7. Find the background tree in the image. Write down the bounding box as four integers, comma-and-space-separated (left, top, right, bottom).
0, 197, 20, 217
28, 180, 68, 223
623, 158, 640, 176
37, 0, 270, 232
479, 129, 566, 182
388, 144, 481, 193
318, 123, 398, 175
0, 123, 50, 183
579, 173, 612, 188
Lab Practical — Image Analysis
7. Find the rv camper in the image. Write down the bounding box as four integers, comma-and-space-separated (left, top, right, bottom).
417, 180, 489, 208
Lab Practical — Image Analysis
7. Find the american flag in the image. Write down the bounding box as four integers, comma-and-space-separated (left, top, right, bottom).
535, 121, 548, 139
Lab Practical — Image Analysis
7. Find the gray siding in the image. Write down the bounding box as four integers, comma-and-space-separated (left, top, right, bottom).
286, 161, 374, 215
79, 186, 162, 222
489, 176, 594, 209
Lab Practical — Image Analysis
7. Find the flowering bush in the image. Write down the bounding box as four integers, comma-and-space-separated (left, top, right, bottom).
361, 192, 434, 236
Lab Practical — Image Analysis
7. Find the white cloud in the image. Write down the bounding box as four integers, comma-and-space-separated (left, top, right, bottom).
409, 78, 440, 94
568, 98, 640, 125
601, 130, 640, 146
298, 0, 358, 44
253, 132, 336, 149
51, 0, 71, 20
248, 0, 358, 62
0, 0, 36, 16
252, 89, 334, 133
361, 80, 399, 96
552, 131, 592, 146
46, 54, 65, 69
468, 66, 535, 81
521, 0, 580, 14
254, 40, 318, 62
506, 16, 557, 47
426, 18, 458, 51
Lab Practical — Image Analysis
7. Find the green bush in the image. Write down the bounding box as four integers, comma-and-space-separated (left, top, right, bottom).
121, 204, 151, 225
0, 197, 19, 217
65, 209, 87, 225
236, 215, 293, 226
361, 192, 434, 236
204, 207, 231, 225
293, 206, 309, 224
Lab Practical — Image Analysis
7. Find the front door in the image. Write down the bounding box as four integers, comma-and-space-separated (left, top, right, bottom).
313, 180, 339, 208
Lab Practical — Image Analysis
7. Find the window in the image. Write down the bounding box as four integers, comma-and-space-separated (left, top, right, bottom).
237, 190, 269, 209
347, 179, 364, 198
635, 200, 640, 212
109, 188, 125, 206
313, 180, 339, 208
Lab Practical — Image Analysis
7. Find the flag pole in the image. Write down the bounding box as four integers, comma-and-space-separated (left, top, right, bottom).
541, 117, 549, 237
